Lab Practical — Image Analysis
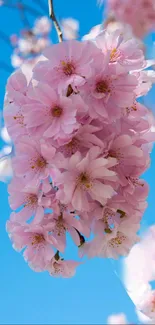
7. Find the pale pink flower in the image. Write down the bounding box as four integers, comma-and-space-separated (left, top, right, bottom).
8, 177, 50, 223
6, 221, 58, 271
5, 69, 28, 106
44, 212, 90, 252
46, 255, 80, 278
107, 0, 155, 38
95, 29, 144, 72
54, 124, 103, 157
96, 216, 140, 259
33, 17, 52, 35
107, 313, 128, 324
83, 57, 137, 121
33, 40, 99, 90
4, 103, 28, 141
61, 18, 79, 40
138, 289, 155, 321
24, 82, 79, 139
82, 24, 102, 41
56, 146, 118, 211
12, 137, 56, 186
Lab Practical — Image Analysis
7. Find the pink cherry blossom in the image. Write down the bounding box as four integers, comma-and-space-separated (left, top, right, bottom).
8, 177, 51, 224
46, 254, 80, 278
12, 137, 56, 186
6, 221, 58, 271
24, 82, 79, 139
33, 40, 100, 91
55, 147, 118, 211
43, 211, 90, 252
95, 29, 144, 73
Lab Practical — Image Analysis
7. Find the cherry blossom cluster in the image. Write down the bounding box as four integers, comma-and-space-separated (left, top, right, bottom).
106, 0, 155, 38
10, 16, 52, 68
4, 28, 155, 277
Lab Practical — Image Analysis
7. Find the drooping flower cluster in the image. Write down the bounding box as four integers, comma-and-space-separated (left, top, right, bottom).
10, 16, 52, 68
106, 0, 155, 38
4, 28, 155, 277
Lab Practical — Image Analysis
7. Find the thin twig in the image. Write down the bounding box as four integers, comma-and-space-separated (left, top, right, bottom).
48, 0, 63, 42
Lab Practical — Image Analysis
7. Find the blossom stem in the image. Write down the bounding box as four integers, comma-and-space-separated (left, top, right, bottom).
48, 0, 63, 42
74, 228, 85, 247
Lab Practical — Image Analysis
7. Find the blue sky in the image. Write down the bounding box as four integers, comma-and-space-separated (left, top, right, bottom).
0, 0, 155, 324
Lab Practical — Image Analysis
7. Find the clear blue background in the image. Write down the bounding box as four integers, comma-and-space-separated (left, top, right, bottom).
0, 0, 155, 324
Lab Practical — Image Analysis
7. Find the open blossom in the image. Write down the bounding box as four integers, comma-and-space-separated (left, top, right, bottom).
24, 81, 79, 139
6, 221, 58, 271
86, 216, 140, 259
46, 254, 80, 278
95, 29, 144, 72
56, 147, 117, 211
33, 39, 99, 90
12, 137, 56, 186
4, 29, 155, 277
43, 212, 90, 252
82, 56, 138, 122
8, 177, 51, 224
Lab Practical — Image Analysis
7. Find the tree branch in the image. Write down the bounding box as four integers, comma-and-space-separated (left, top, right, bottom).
48, 0, 63, 42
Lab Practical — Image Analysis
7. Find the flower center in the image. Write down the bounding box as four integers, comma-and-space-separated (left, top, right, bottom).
61, 61, 75, 76
96, 80, 110, 93
52, 106, 63, 117
109, 231, 126, 248
54, 215, 66, 236
110, 48, 119, 62
26, 194, 38, 207
77, 172, 92, 190
30, 156, 47, 170
64, 138, 80, 155
53, 261, 62, 274
31, 233, 45, 246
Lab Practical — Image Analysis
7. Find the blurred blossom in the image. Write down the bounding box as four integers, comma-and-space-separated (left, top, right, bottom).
33, 16, 52, 35
10, 34, 18, 46
61, 18, 79, 40
10, 16, 52, 68
123, 226, 155, 322
0, 156, 13, 183
136, 309, 152, 324
11, 53, 23, 68
1, 126, 11, 144
0, 127, 13, 183
107, 313, 128, 324
105, 19, 145, 52
82, 24, 102, 40
106, 0, 155, 38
